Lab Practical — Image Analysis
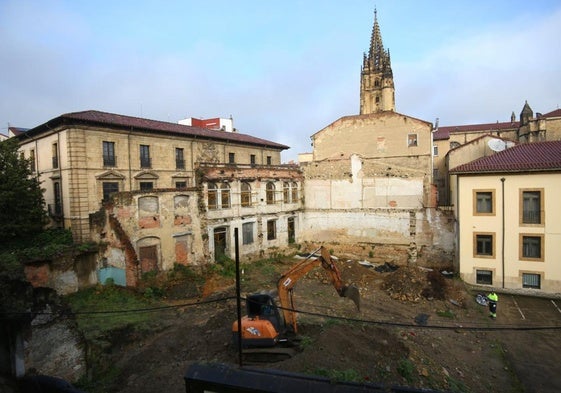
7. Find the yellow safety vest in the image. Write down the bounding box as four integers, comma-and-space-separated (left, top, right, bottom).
488, 293, 498, 302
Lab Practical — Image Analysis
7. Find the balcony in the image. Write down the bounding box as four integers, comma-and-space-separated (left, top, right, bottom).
103, 155, 117, 167
140, 157, 151, 169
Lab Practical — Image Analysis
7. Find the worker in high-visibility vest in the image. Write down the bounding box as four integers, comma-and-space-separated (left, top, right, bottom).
487, 292, 498, 318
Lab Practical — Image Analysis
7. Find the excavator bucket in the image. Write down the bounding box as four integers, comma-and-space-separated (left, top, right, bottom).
341, 285, 361, 311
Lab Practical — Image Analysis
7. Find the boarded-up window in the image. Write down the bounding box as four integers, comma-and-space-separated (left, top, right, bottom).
174, 195, 189, 209
138, 196, 159, 215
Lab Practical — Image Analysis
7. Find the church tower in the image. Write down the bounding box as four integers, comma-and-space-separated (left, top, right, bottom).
360, 10, 395, 115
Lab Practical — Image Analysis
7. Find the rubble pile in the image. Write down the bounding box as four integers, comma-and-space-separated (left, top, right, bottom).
381, 266, 434, 303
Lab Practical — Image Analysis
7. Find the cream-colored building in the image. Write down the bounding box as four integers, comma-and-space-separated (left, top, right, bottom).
16, 110, 288, 243
450, 141, 561, 294
15, 110, 304, 285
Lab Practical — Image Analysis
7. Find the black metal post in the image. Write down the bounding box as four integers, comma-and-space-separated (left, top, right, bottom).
234, 228, 243, 367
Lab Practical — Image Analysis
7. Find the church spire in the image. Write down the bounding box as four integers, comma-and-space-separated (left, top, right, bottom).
360, 9, 395, 115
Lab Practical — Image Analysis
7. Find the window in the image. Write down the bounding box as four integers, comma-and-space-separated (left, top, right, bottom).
291, 182, 298, 202
250, 154, 256, 165
283, 182, 290, 203
140, 182, 153, 191
474, 233, 494, 257
474, 190, 494, 215
476, 270, 493, 285
29, 149, 35, 172
49, 181, 62, 217
207, 182, 230, 209
175, 148, 185, 170
522, 273, 541, 289
138, 196, 159, 214
140, 145, 151, 168
433, 145, 438, 156
282, 182, 298, 203
175, 181, 187, 189
266, 156, 272, 165
102, 182, 119, 201
520, 235, 543, 260
220, 183, 231, 208
266, 182, 275, 205
228, 152, 235, 164
103, 141, 116, 166
267, 220, 277, 240
52, 143, 59, 168
240, 182, 252, 207
242, 222, 254, 245
521, 190, 542, 224
407, 134, 418, 147
207, 183, 218, 210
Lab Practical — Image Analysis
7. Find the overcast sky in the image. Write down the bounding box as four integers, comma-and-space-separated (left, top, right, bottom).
1, 0, 560, 162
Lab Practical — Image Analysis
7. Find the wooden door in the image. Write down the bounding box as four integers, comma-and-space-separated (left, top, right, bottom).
139, 245, 158, 273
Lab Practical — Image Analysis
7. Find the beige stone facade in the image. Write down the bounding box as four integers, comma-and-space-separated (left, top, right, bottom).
300, 111, 453, 265
89, 163, 302, 286
17, 111, 287, 243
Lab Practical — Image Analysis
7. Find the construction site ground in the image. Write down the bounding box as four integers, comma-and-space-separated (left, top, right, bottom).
91, 254, 561, 393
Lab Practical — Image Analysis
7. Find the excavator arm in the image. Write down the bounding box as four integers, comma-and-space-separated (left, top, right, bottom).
277, 246, 360, 333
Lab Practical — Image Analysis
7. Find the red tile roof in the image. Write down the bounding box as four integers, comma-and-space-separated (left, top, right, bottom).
542, 108, 561, 118
450, 141, 561, 174
23, 110, 289, 150
433, 121, 519, 141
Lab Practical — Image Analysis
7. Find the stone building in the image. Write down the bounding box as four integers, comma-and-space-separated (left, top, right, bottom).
16, 110, 302, 286
433, 104, 561, 205
299, 11, 453, 265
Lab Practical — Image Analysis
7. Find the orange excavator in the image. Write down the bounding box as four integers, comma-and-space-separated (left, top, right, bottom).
232, 246, 360, 359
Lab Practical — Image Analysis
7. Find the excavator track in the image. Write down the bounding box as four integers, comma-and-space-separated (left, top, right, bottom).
241, 347, 297, 364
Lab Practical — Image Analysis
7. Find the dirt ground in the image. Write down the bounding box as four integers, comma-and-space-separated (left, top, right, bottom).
101, 254, 561, 393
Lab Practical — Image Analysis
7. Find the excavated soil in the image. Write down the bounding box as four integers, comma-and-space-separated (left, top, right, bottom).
87, 255, 560, 393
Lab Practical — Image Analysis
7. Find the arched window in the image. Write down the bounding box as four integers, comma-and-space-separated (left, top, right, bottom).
291, 182, 298, 202
220, 183, 230, 209
207, 183, 218, 210
208, 182, 230, 209
240, 182, 251, 207
283, 182, 290, 203
266, 182, 275, 205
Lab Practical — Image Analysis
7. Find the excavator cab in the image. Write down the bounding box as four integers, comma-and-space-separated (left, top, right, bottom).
246, 293, 284, 334
232, 293, 286, 349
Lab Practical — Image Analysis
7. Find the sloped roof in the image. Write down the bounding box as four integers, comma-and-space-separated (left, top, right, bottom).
450, 141, 561, 174
8, 126, 29, 135
433, 121, 519, 141
541, 108, 561, 118
312, 110, 432, 138
20, 110, 289, 150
